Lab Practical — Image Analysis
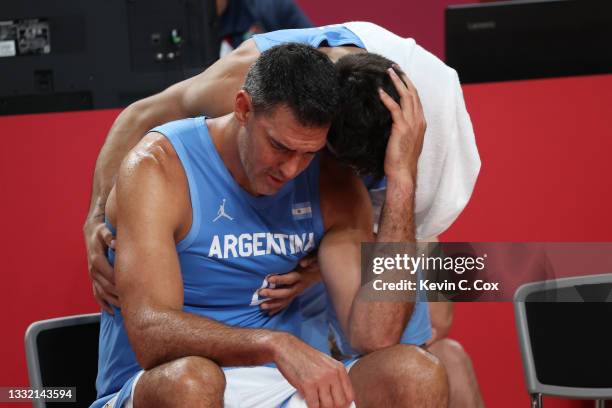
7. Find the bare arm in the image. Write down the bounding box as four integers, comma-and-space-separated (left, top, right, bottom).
112, 133, 279, 369
84, 40, 260, 310
317, 161, 415, 354
318, 68, 426, 354
427, 302, 454, 345
88, 39, 259, 217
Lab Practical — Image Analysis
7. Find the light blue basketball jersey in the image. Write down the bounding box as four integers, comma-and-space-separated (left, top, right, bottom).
253, 25, 365, 51
92, 117, 326, 407
253, 24, 433, 352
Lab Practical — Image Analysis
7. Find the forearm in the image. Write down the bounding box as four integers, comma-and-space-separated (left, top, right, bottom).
376, 175, 416, 243
126, 306, 285, 370
349, 177, 417, 352
345, 65, 425, 353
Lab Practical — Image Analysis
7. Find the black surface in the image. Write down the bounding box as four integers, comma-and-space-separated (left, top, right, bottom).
37, 322, 100, 407
525, 301, 612, 388
0, 91, 92, 115
446, 0, 612, 83
0, 0, 219, 115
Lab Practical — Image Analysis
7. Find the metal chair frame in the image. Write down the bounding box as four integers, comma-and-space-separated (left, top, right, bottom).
25, 313, 101, 408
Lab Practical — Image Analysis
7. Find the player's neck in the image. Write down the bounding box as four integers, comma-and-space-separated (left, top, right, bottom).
206, 115, 252, 192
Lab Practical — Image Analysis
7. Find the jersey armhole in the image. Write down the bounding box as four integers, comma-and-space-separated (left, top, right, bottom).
154, 131, 202, 253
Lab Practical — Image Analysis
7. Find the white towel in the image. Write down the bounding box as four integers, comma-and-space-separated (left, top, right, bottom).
344, 22, 481, 239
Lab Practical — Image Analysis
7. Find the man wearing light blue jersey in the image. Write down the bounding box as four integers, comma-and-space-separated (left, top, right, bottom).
91, 43, 447, 408
85, 22, 482, 408
86, 22, 468, 349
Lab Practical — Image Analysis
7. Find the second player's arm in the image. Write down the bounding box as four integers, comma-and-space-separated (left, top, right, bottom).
318, 67, 425, 354
427, 302, 454, 345
83, 41, 260, 311
87, 40, 260, 222
317, 157, 415, 354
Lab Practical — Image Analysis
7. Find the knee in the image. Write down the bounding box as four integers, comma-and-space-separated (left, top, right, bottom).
431, 338, 473, 371
384, 345, 449, 404
160, 356, 225, 403
393, 345, 447, 386
385, 344, 446, 390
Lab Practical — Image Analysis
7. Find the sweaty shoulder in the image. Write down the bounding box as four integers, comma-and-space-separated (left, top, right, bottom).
106, 132, 191, 240
122, 133, 185, 181
319, 152, 373, 234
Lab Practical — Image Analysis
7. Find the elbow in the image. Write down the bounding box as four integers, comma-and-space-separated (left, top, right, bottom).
349, 307, 414, 354
133, 349, 158, 371
123, 99, 149, 123
437, 314, 453, 338
124, 308, 167, 370
127, 327, 157, 370
126, 96, 150, 114
132, 338, 162, 371
441, 315, 453, 333
115, 98, 152, 131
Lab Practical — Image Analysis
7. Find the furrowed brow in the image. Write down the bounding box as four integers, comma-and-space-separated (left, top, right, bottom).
270, 136, 322, 155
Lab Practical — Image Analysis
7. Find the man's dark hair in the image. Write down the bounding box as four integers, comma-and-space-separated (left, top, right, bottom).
328, 53, 406, 179
243, 43, 339, 127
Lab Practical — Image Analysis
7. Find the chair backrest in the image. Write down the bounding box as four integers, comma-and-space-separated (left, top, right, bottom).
514, 274, 612, 399
25, 313, 101, 408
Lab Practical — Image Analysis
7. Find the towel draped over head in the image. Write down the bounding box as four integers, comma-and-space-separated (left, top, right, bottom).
344, 22, 481, 239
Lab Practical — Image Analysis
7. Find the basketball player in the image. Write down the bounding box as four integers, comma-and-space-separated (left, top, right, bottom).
91, 44, 447, 408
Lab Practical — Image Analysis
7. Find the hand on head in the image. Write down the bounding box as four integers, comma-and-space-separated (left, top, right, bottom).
379, 66, 426, 182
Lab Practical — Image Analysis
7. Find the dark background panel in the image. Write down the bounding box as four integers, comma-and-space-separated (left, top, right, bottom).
0, 0, 219, 115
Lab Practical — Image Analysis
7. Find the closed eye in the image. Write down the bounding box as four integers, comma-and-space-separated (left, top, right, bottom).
269, 137, 320, 156
270, 138, 291, 152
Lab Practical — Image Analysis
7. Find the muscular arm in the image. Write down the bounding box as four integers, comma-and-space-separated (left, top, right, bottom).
86, 40, 259, 224
318, 68, 425, 355
317, 157, 415, 354
112, 133, 281, 370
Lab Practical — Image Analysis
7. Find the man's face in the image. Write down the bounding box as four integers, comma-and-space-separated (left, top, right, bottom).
238, 104, 328, 196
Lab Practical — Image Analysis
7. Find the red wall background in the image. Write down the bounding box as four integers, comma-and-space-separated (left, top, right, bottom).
1, 0, 611, 404
294, 3, 612, 403
441, 73, 612, 408
1, 73, 611, 407
296, 0, 475, 60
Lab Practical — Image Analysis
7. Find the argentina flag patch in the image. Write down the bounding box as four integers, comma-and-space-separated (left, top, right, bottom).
292, 202, 312, 220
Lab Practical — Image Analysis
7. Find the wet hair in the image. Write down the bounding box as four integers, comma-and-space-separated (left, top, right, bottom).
327, 52, 406, 179
243, 43, 340, 127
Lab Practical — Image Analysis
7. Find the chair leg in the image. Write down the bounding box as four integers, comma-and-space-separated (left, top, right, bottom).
531, 393, 543, 408
595, 400, 606, 408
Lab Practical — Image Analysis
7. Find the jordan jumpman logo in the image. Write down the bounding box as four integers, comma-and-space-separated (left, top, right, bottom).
213, 198, 234, 222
